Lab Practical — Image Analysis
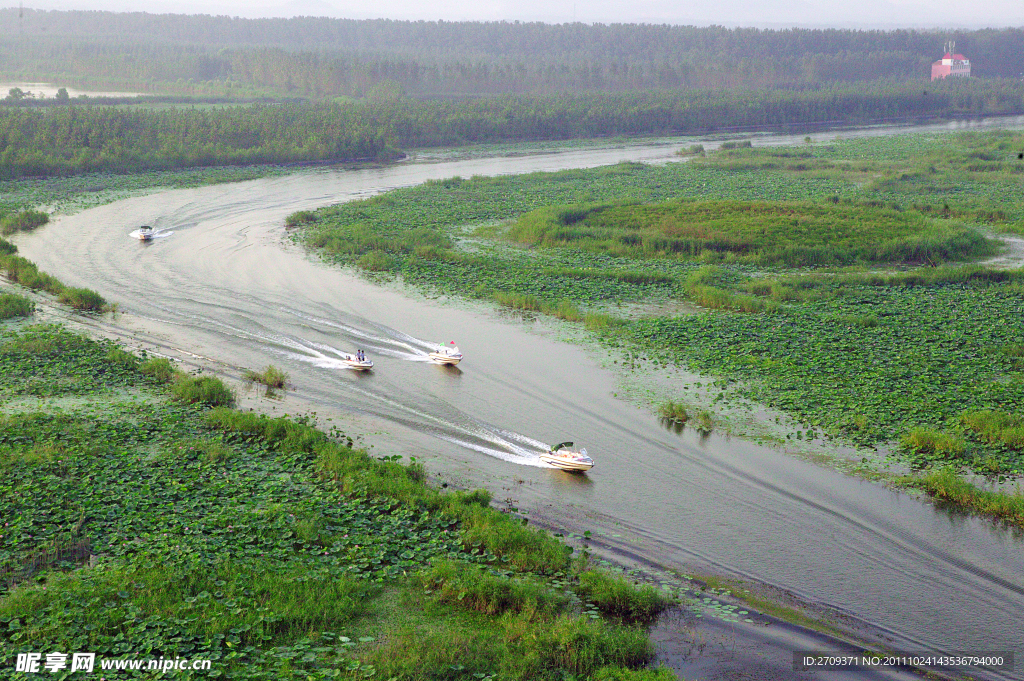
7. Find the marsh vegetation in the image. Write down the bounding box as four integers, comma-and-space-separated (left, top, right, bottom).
295, 129, 1024, 523
0, 325, 676, 679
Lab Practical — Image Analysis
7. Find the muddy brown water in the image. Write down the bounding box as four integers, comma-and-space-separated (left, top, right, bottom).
14, 117, 1024, 680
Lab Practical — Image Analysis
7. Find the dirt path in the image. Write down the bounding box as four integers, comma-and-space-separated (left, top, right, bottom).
981, 231, 1024, 269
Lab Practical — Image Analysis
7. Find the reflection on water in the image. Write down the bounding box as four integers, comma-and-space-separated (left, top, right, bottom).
13, 121, 1024, 679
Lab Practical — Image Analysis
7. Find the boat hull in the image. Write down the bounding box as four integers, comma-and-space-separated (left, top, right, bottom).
341, 359, 373, 371
429, 352, 463, 365
539, 452, 594, 472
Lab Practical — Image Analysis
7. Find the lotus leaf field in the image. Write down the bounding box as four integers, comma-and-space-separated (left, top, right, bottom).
298, 129, 1024, 489
0, 326, 674, 680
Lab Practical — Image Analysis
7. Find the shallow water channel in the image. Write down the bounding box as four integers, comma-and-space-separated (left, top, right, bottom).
15, 117, 1024, 679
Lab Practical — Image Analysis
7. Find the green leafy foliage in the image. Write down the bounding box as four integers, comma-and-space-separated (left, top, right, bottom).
0, 293, 33, 320
902, 468, 1024, 526
0, 210, 49, 236
171, 375, 236, 407
0, 326, 665, 679
508, 199, 995, 266
574, 570, 672, 624
627, 284, 1024, 473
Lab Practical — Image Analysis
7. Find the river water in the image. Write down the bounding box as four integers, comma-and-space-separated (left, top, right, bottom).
15, 116, 1024, 679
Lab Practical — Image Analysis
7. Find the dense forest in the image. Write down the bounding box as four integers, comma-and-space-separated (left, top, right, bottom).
0, 10, 1022, 97
1, 79, 1023, 179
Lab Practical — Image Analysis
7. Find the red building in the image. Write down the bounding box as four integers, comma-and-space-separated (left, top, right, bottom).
931, 42, 971, 80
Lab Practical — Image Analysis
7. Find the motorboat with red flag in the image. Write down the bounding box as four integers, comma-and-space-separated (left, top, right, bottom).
429, 341, 463, 365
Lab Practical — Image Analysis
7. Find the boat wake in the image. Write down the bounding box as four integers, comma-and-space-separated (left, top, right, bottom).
286, 309, 447, 362
128, 228, 173, 240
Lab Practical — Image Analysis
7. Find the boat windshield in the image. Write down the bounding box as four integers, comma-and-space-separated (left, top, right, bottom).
579, 448, 588, 458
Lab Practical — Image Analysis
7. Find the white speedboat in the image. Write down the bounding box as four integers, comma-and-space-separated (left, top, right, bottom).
340, 352, 373, 371
539, 442, 594, 473
137, 226, 154, 241
429, 342, 463, 365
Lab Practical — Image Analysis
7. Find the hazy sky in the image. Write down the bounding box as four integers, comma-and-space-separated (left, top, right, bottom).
14, 0, 1024, 28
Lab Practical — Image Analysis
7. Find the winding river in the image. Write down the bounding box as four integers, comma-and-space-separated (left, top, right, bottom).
15, 116, 1024, 680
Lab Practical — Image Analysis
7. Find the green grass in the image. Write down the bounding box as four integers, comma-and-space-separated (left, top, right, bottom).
900, 428, 967, 464
139, 356, 181, 382
243, 364, 289, 392
57, 287, 107, 312
171, 374, 236, 407
959, 410, 1024, 450
0, 240, 108, 312
0, 209, 49, 236
901, 468, 1024, 527
657, 401, 688, 423
574, 570, 672, 624
0, 292, 33, 320
507, 199, 995, 266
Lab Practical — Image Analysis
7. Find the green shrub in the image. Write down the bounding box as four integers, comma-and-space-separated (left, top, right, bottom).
57, 286, 107, 312
900, 427, 965, 457
419, 560, 567, 616
905, 467, 1024, 526
960, 410, 1024, 450
243, 364, 289, 391
657, 401, 688, 423
0, 209, 49, 235
171, 375, 235, 407
575, 570, 672, 624
0, 237, 18, 254
105, 346, 139, 369
0, 292, 34, 319
356, 250, 396, 271
139, 357, 180, 383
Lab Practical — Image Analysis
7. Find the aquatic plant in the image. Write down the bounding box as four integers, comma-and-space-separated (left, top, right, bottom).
0, 210, 48, 236
170, 374, 236, 407
0, 326, 668, 679
574, 570, 672, 624
657, 401, 688, 423
139, 357, 180, 383
0, 293, 33, 319
243, 364, 289, 392
902, 467, 1024, 527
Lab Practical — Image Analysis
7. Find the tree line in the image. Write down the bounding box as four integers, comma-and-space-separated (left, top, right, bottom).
1, 79, 1022, 179
0, 10, 1022, 98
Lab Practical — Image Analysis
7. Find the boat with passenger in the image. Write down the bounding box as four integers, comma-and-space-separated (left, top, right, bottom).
539, 442, 594, 473
137, 225, 155, 241
429, 341, 463, 365
340, 350, 373, 371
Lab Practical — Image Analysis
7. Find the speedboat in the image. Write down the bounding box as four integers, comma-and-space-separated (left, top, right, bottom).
429, 341, 463, 365
137, 226, 154, 241
539, 442, 594, 473
340, 352, 373, 371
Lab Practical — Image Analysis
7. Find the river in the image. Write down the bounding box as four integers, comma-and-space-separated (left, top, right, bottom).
15, 116, 1024, 680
